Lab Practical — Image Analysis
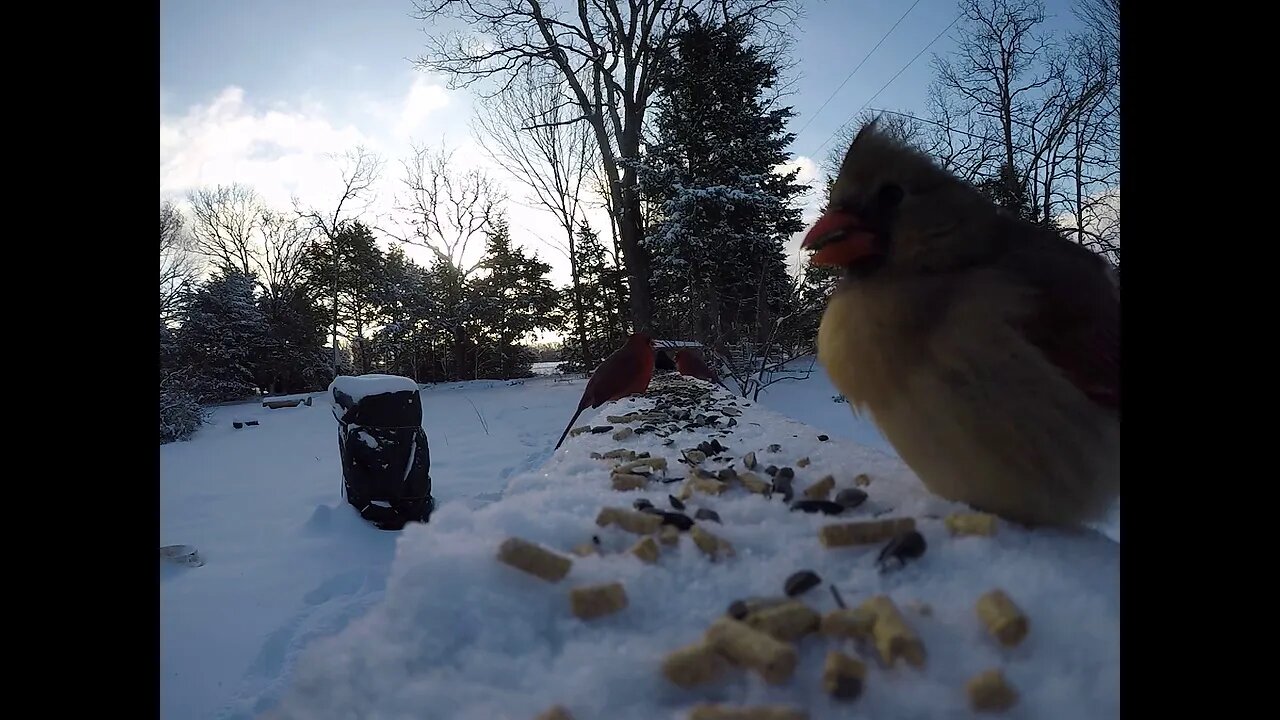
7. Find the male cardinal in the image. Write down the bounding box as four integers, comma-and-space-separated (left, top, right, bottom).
675, 348, 729, 391
803, 120, 1119, 528
554, 333, 656, 449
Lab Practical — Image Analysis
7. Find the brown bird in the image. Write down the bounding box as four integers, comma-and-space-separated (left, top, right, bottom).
802, 120, 1119, 528
675, 348, 729, 391
554, 333, 656, 449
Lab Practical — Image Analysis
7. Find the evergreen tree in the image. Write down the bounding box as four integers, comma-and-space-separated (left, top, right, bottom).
304, 220, 388, 374
473, 218, 560, 378
977, 161, 1043, 224
369, 246, 439, 381
561, 222, 630, 372
639, 14, 806, 348
175, 269, 267, 402
256, 286, 331, 394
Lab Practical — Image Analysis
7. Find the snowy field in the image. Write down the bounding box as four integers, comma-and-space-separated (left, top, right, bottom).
160, 361, 1118, 719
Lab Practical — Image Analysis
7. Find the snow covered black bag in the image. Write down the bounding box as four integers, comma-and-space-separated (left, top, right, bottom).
329, 375, 435, 530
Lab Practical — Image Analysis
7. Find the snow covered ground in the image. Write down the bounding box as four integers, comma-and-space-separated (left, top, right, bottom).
160, 361, 1118, 719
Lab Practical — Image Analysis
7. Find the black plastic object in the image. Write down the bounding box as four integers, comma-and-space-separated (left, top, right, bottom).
331, 376, 434, 530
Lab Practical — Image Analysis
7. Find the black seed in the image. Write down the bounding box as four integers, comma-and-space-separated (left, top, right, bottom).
716, 468, 739, 483
639, 506, 662, 515
660, 477, 682, 484
668, 494, 685, 510
590, 425, 614, 434
725, 596, 789, 620
233, 421, 244, 429
695, 508, 722, 523
877, 530, 927, 571
592, 535, 601, 545
789, 499, 845, 515
831, 675, 864, 700
777, 467, 795, 481
765, 465, 779, 477
767, 443, 781, 453
633, 498, 654, 511
659, 511, 694, 531
818, 434, 830, 442
784, 570, 822, 597
835, 488, 868, 509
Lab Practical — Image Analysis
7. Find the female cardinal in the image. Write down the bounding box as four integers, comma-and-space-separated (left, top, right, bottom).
675, 348, 729, 391
554, 333, 656, 449
803, 120, 1119, 528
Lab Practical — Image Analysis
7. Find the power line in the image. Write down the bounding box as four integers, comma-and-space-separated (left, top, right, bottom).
791, 0, 924, 139
810, 13, 962, 159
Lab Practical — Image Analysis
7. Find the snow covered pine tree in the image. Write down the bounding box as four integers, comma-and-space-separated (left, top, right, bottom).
329, 374, 435, 530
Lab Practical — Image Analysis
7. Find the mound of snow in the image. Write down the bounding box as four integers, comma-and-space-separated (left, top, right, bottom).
266, 375, 1118, 720
329, 374, 420, 404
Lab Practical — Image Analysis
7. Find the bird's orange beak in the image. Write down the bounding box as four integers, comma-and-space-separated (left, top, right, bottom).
802, 210, 878, 267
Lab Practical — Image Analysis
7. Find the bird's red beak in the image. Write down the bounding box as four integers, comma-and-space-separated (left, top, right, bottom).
801, 210, 878, 267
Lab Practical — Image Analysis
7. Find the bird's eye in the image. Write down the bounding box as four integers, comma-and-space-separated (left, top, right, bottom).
877, 183, 904, 209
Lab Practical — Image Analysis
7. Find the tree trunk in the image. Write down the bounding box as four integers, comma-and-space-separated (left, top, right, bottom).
1073, 118, 1085, 245
452, 327, 467, 381
584, 111, 651, 332
567, 229, 591, 371
755, 261, 772, 346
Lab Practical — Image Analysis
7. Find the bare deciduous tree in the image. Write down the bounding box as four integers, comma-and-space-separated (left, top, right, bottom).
920, 86, 999, 182
160, 200, 199, 322
295, 146, 385, 374
473, 67, 597, 369
187, 184, 263, 275
1060, 0, 1119, 267
389, 143, 505, 279
821, 109, 927, 180
924, 0, 1118, 264
256, 209, 315, 299
411, 0, 799, 330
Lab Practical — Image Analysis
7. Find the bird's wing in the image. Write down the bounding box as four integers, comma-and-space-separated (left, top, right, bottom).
1003, 238, 1120, 417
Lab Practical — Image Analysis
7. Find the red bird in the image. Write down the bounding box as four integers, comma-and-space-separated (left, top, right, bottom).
675, 348, 728, 391
804, 120, 1119, 528
554, 333, 656, 449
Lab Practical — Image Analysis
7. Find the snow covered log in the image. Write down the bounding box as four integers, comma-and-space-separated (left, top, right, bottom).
269, 374, 1118, 719
262, 395, 312, 409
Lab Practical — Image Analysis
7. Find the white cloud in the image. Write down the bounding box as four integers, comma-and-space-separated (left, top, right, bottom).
778, 155, 826, 275
394, 77, 451, 140
159, 86, 375, 212
779, 155, 818, 187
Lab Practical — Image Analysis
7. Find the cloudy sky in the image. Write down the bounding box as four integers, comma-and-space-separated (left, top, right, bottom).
160, 0, 1083, 284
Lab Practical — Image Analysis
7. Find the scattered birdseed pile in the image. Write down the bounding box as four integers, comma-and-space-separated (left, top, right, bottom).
266, 374, 1119, 720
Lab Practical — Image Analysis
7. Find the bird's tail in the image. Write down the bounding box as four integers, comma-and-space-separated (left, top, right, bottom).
553, 406, 587, 450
